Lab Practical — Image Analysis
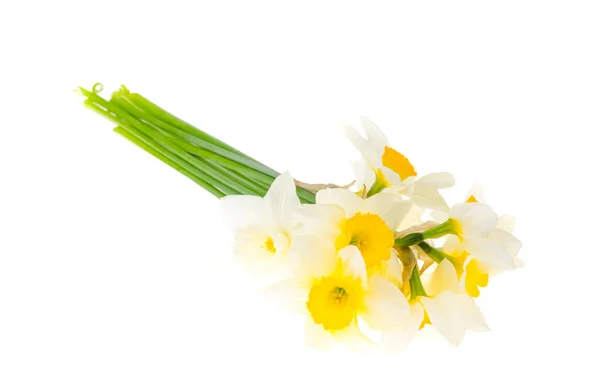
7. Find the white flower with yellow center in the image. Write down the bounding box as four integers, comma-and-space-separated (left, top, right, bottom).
343, 116, 454, 212
436, 202, 517, 273
266, 241, 410, 350
295, 188, 411, 270
382, 259, 488, 350
220, 172, 300, 274
443, 185, 524, 297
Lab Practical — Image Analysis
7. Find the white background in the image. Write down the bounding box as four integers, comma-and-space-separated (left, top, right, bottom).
1, 1, 599, 367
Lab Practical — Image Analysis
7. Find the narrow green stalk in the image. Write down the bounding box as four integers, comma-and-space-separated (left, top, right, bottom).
79, 84, 317, 204
160, 132, 269, 196
114, 127, 226, 198
83, 89, 254, 195
125, 91, 260, 160
395, 218, 459, 247
83, 94, 240, 195
111, 93, 281, 180
85, 89, 265, 196
154, 128, 273, 193
417, 242, 454, 264
118, 114, 255, 196
171, 138, 315, 203
111, 87, 317, 203
409, 266, 428, 299
113, 87, 280, 176
366, 178, 387, 197
422, 218, 459, 239
394, 233, 424, 247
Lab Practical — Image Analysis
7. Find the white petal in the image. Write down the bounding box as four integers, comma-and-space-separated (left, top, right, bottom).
450, 203, 498, 237
305, 319, 337, 350
264, 279, 311, 314
497, 214, 516, 233
417, 172, 455, 188
426, 259, 460, 295
382, 251, 404, 285
396, 204, 425, 231
272, 231, 292, 255
420, 292, 466, 346
219, 195, 265, 231
464, 236, 516, 271
361, 276, 410, 331
351, 159, 375, 189
430, 209, 450, 224
382, 166, 403, 186
264, 172, 301, 230
382, 302, 424, 352
337, 246, 367, 287
316, 188, 362, 217
442, 235, 463, 256
410, 186, 449, 211
466, 182, 486, 203
294, 204, 344, 234
459, 295, 490, 332
343, 123, 380, 169
363, 192, 412, 230
399, 175, 417, 188
488, 229, 522, 259
360, 115, 389, 149
288, 235, 337, 278
331, 323, 378, 352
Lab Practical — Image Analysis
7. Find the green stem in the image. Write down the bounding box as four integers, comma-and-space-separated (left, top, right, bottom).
84, 94, 241, 195
118, 115, 253, 196
111, 93, 280, 180
122, 89, 267, 167
416, 242, 454, 264
79, 85, 317, 203
422, 218, 459, 239
88, 90, 268, 196
409, 266, 428, 299
366, 177, 387, 197
394, 233, 424, 247
395, 219, 459, 247
160, 132, 269, 196
114, 127, 226, 198
112, 88, 317, 203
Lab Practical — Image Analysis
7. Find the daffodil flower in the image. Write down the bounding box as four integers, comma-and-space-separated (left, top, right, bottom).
266, 242, 410, 351
443, 186, 523, 297
295, 188, 411, 270
438, 202, 517, 272
382, 259, 488, 350
344, 116, 454, 211
220, 172, 301, 274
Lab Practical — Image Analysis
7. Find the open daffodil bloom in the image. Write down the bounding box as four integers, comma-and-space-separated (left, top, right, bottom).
295, 188, 411, 271
267, 242, 410, 350
344, 116, 454, 211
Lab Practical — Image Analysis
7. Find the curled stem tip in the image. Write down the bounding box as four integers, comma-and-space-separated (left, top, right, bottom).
92, 83, 104, 94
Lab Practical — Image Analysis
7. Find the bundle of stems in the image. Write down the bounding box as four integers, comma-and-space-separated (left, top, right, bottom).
78, 84, 316, 204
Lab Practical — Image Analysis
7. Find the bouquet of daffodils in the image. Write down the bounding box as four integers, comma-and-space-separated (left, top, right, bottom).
79, 84, 523, 351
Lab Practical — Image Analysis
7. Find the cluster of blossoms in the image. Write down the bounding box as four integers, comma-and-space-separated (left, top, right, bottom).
221, 117, 523, 351
79, 86, 522, 352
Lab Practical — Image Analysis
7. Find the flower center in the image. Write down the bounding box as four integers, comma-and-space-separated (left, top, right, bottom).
336, 212, 394, 268
262, 237, 276, 254
381, 146, 417, 181
306, 276, 362, 331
